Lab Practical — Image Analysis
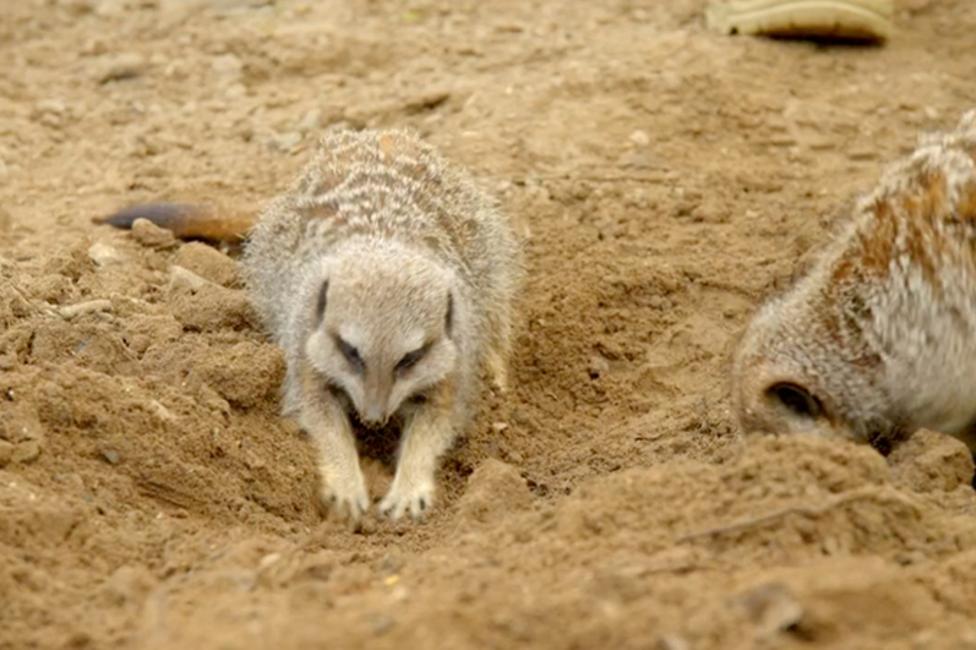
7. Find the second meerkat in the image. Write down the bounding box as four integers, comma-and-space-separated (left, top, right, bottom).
733, 110, 976, 451
104, 129, 523, 521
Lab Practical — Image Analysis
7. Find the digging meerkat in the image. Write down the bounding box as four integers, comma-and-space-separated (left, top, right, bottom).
733, 110, 976, 452
98, 129, 523, 521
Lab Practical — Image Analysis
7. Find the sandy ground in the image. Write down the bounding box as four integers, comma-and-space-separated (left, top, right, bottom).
2, 0, 976, 648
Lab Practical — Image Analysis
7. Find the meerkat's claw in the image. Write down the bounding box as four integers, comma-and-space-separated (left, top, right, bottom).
379, 478, 435, 521
320, 475, 370, 521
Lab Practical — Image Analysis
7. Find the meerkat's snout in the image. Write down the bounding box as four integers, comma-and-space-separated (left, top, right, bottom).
732, 333, 843, 440
747, 379, 832, 435
361, 372, 394, 427
738, 375, 817, 435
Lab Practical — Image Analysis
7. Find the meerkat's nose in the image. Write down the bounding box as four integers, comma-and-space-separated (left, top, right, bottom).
362, 406, 387, 428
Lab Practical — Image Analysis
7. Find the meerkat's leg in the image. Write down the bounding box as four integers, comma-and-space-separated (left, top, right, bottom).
298, 365, 369, 521
379, 385, 457, 520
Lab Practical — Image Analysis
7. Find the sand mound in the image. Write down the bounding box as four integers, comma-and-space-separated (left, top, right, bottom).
2, 0, 975, 647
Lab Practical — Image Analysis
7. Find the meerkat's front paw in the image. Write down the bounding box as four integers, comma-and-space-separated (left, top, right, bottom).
320, 473, 370, 521
379, 476, 435, 521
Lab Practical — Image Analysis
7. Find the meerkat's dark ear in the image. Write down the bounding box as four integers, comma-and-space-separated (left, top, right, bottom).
315, 280, 329, 325
445, 291, 454, 337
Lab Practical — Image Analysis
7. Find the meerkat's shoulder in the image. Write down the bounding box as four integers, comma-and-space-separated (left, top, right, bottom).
857, 112, 976, 225
288, 128, 453, 196
316, 127, 434, 158
816, 112, 976, 286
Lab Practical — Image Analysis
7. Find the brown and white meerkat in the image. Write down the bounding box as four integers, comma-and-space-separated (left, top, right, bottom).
98, 129, 523, 521
732, 110, 976, 452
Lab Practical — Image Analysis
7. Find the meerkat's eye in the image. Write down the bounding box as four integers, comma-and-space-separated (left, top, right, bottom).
766, 382, 823, 419
396, 343, 430, 373
335, 336, 364, 372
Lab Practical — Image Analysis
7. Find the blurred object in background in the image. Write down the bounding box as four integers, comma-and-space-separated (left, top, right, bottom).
706, 0, 895, 42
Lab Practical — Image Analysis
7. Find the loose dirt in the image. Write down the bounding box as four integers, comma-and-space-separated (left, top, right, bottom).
2, 1, 976, 648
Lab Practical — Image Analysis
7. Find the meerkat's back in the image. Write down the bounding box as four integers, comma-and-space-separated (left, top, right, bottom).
242, 129, 520, 355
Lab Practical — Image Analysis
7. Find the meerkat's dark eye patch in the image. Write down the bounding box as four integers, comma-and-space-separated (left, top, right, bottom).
334, 335, 364, 372
766, 382, 823, 420
445, 292, 454, 337
396, 343, 431, 373
315, 281, 329, 324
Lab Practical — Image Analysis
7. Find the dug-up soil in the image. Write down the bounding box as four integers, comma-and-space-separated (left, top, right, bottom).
2, 1, 976, 648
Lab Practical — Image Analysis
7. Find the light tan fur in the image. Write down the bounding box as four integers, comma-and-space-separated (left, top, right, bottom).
732, 110, 976, 452
241, 129, 522, 520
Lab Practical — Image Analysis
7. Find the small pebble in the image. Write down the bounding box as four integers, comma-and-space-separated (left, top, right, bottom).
735, 581, 804, 639
169, 264, 212, 291
269, 131, 302, 152
0, 440, 13, 467
59, 299, 113, 320
173, 243, 239, 287
258, 553, 281, 571
629, 129, 651, 147
98, 53, 147, 84
88, 242, 124, 266
34, 98, 67, 115
32, 99, 69, 129
848, 147, 878, 161
298, 107, 322, 132
131, 218, 177, 249
99, 447, 121, 465
148, 400, 177, 424
13, 440, 42, 464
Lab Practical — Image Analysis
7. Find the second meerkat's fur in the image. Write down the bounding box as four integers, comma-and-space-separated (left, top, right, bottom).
101, 129, 523, 521
733, 110, 976, 451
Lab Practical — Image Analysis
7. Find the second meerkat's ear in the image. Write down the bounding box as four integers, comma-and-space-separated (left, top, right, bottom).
315, 280, 329, 325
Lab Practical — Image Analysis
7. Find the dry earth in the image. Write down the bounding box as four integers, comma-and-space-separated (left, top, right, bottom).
2, 0, 976, 648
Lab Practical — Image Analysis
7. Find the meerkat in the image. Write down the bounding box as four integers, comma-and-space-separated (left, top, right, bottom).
732, 110, 976, 453
98, 129, 523, 521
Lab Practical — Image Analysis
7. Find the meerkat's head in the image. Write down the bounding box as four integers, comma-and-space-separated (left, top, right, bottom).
731, 290, 898, 447
732, 306, 838, 440
732, 283, 897, 442
304, 242, 460, 428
